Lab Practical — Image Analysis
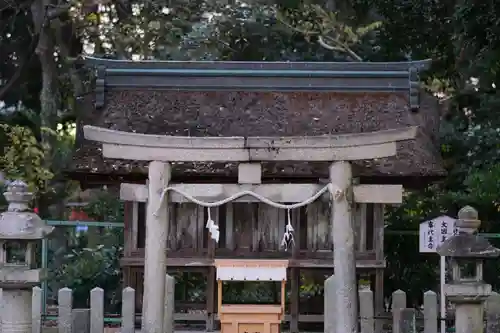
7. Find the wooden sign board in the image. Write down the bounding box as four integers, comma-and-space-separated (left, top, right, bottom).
215, 259, 288, 281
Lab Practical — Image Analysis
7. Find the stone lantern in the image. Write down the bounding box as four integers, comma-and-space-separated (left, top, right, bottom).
437, 205, 500, 333
0, 180, 54, 333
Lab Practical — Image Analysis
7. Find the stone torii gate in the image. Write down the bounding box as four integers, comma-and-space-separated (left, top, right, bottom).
83, 124, 417, 333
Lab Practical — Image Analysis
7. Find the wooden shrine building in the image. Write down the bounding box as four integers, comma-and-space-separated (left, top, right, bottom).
68, 57, 446, 333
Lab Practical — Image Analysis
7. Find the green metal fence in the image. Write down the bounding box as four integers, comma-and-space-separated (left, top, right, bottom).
41, 220, 124, 314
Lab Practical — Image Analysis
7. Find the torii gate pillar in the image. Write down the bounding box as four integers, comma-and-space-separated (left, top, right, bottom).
141, 161, 171, 333
330, 162, 357, 333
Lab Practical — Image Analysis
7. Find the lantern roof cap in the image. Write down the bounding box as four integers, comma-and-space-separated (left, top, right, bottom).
455, 205, 481, 233
437, 205, 500, 258
0, 180, 54, 239
437, 234, 500, 258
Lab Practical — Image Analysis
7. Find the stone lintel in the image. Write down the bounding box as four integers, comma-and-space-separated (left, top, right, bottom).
83, 125, 418, 162
120, 183, 403, 204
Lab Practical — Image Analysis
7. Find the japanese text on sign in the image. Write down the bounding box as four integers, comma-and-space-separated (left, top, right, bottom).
419, 216, 457, 253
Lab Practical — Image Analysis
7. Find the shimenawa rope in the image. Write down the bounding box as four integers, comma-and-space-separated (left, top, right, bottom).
153, 183, 343, 250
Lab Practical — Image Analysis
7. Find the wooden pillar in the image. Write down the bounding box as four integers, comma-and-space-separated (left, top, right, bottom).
290, 268, 300, 333
330, 162, 358, 333
290, 209, 301, 333
206, 207, 218, 331
141, 161, 171, 333
123, 201, 133, 293
374, 270, 384, 333
123, 266, 131, 288
206, 267, 216, 331
373, 203, 385, 331
124, 201, 133, 256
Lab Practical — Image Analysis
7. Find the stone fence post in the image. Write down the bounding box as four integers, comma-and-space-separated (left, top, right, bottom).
324, 275, 336, 333
392, 308, 416, 333
487, 292, 500, 333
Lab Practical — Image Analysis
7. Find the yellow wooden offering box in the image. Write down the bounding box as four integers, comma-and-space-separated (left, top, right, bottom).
215, 259, 288, 333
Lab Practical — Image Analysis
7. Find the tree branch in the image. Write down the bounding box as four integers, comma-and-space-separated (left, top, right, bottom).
0, 0, 31, 12
47, 3, 71, 20
0, 20, 42, 101
0, 1, 48, 101
276, 10, 363, 61
318, 36, 362, 62
0, 1, 75, 101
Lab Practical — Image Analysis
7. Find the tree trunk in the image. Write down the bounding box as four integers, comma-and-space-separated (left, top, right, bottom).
30, 0, 65, 273
31, 0, 59, 142
30, 0, 59, 193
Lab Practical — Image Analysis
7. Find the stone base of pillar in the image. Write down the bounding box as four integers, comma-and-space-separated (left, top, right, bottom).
455, 303, 484, 333
0, 289, 32, 333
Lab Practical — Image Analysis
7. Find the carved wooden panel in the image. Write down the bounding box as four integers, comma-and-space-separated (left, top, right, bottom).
353, 203, 368, 252
305, 201, 331, 251
256, 205, 286, 251
167, 203, 204, 250
231, 203, 258, 251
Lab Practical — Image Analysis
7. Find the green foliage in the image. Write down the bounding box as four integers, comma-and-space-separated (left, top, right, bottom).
0, 124, 53, 190
52, 243, 122, 309
0, 183, 6, 210
82, 190, 124, 223
48, 191, 124, 310
349, 0, 500, 303
277, 3, 382, 61
222, 281, 278, 303
384, 190, 443, 305
445, 165, 500, 214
